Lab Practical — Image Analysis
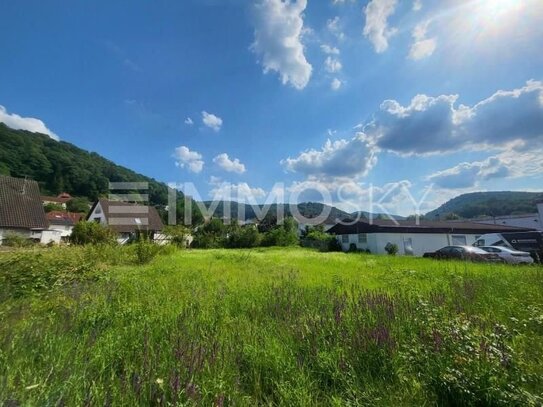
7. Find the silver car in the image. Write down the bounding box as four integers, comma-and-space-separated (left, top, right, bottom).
480, 246, 534, 264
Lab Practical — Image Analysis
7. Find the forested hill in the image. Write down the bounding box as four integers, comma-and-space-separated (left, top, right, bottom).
426, 191, 543, 219
0, 124, 171, 205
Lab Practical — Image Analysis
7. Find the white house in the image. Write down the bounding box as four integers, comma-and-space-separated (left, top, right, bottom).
0, 175, 49, 244
45, 211, 84, 243
87, 199, 164, 244
328, 219, 534, 256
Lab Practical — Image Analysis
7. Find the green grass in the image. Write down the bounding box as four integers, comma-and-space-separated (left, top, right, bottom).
1, 246, 543, 406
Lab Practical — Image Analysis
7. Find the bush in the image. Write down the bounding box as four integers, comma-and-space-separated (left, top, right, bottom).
225, 226, 262, 248
134, 238, 161, 264
163, 225, 191, 248
301, 228, 341, 252
385, 242, 399, 256
261, 217, 299, 247
2, 232, 35, 248
66, 197, 91, 214
70, 221, 117, 245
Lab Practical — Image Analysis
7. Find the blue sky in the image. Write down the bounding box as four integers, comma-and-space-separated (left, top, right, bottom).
1, 0, 542, 215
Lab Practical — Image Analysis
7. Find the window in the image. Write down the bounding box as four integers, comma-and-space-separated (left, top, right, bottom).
358, 233, 367, 244
342, 235, 349, 243
452, 235, 467, 245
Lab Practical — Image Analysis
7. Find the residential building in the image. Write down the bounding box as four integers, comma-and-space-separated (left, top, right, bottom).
46, 211, 84, 242
87, 198, 164, 244
41, 192, 73, 209
0, 175, 51, 244
328, 219, 534, 256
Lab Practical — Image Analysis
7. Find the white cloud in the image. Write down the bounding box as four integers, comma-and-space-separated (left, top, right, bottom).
184, 117, 194, 125
173, 146, 204, 173
408, 20, 437, 60
327, 16, 345, 40
209, 181, 266, 203
413, 0, 422, 11
281, 133, 377, 178
0, 105, 59, 141
324, 56, 342, 73
213, 153, 246, 174
331, 78, 342, 90
363, 0, 398, 53
427, 157, 510, 189
251, 0, 312, 90
364, 80, 543, 155
202, 111, 223, 132
320, 44, 340, 55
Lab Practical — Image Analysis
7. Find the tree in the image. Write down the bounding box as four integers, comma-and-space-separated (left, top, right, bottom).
66, 197, 91, 213
44, 203, 64, 213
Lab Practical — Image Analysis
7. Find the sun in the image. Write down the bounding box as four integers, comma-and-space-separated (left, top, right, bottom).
476, 0, 521, 22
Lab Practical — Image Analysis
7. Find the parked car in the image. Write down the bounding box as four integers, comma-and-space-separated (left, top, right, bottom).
423, 245, 502, 262
479, 246, 534, 265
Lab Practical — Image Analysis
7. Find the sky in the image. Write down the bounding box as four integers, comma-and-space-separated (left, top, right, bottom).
1, 0, 543, 216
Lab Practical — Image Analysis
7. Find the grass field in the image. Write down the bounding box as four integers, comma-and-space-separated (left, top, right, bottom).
1, 246, 543, 406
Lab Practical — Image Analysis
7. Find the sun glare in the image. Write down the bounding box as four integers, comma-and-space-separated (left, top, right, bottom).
476, 0, 521, 23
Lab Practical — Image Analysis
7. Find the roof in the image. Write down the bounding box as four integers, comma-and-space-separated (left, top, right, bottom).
0, 175, 48, 230
327, 219, 534, 235
87, 199, 164, 233
46, 211, 84, 226
41, 193, 72, 204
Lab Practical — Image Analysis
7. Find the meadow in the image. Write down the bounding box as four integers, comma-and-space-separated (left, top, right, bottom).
1, 246, 542, 406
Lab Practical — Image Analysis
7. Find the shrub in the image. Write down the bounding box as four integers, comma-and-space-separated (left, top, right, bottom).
226, 226, 262, 248
385, 243, 399, 256
70, 221, 117, 245
134, 238, 161, 264
301, 228, 341, 252
2, 232, 35, 248
66, 197, 91, 214
163, 225, 191, 248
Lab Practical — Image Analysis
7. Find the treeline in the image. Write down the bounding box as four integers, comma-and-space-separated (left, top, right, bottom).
426, 191, 543, 219
0, 124, 171, 205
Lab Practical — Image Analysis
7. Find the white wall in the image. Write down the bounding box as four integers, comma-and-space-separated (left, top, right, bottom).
337, 232, 482, 256
88, 201, 107, 225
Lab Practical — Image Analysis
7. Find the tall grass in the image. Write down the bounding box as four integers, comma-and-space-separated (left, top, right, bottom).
1, 247, 542, 405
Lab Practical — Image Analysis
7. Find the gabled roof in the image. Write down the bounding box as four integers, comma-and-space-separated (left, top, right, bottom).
328, 219, 534, 235
46, 211, 84, 226
0, 175, 48, 230
87, 199, 164, 233
41, 193, 72, 204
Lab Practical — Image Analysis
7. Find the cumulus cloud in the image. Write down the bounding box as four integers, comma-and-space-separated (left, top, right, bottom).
324, 56, 342, 73
0, 105, 59, 141
427, 157, 510, 189
408, 20, 437, 60
209, 181, 266, 203
184, 117, 193, 125
202, 111, 223, 131
173, 146, 204, 173
213, 153, 246, 174
251, 0, 312, 90
363, 0, 398, 53
364, 80, 543, 154
321, 44, 340, 55
331, 78, 342, 90
281, 134, 377, 178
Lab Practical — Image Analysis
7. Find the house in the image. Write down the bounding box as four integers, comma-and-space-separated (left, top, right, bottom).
327, 219, 534, 256
41, 192, 73, 209
46, 211, 84, 242
0, 175, 52, 244
87, 199, 164, 244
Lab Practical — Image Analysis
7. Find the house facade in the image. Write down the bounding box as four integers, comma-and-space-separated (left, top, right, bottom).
328, 219, 534, 256
41, 192, 73, 209
46, 211, 84, 242
0, 175, 49, 244
87, 199, 164, 244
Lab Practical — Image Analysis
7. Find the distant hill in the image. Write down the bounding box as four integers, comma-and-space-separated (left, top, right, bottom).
0, 123, 172, 206
201, 201, 352, 222
426, 191, 543, 219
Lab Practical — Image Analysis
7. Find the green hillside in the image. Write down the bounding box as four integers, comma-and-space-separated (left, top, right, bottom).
426, 191, 543, 219
0, 124, 171, 206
